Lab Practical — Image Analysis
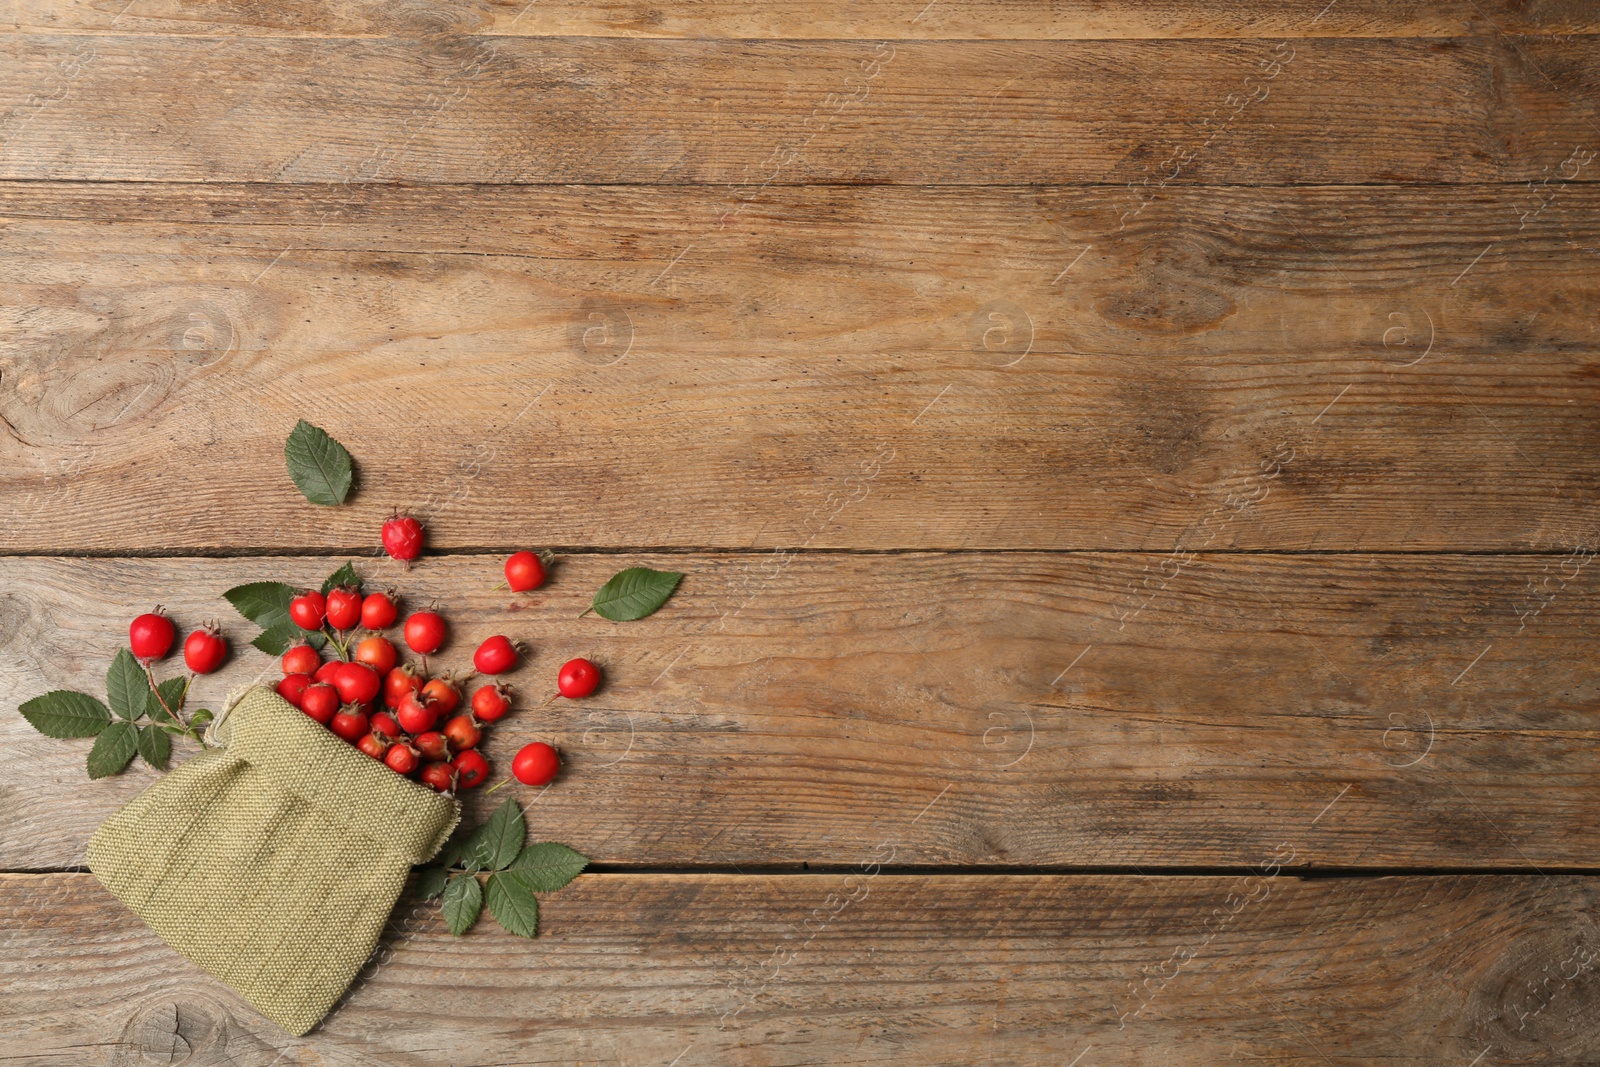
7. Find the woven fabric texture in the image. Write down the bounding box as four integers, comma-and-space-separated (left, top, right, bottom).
86, 686, 460, 1035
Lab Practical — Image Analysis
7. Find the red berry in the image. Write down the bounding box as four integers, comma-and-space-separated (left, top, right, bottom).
385, 743, 420, 776
383, 664, 425, 708
414, 730, 450, 762
403, 611, 447, 655
395, 691, 440, 734
300, 682, 340, 724
512, 742, 560, 786
361, 591, 399, 630
333, 661, 381, 705
329, 706, 370, 743
382, 514, 425, 563
289, 591, 327, 631
355, 635, 398, 675
419, 761, 455, 793
184, 625, 228, 674
314, 660, 341, 685
325, 586, 362, 631
473, 635, 519, 675
470, 683, 513, 723
276, 673, 313, 708
505, 550, 547, 592
129, 610, 177, 662
281, 642, 321, 677
356, 732, 390, 760
421, 677, 460, 716
451, 749, 490, 789
442, 714, 481, 753
557, 657, 601, 699
370, 711, 402, 740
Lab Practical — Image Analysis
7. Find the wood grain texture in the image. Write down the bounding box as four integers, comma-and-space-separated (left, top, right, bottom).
4, 871, 1599, 1063
3, 182, 1599, 553
12, 0, 1600, 39
5, 553, 1598, 871
1, 35, 1598, 184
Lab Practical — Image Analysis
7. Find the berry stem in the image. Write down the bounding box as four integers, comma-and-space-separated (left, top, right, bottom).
483, 776, 512, 795
542, 693, 559, 707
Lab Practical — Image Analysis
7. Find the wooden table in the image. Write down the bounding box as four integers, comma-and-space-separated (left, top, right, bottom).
4, 2, 1599, 1062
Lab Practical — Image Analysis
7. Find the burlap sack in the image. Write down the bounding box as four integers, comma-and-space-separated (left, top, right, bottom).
86, 686, 460, 1035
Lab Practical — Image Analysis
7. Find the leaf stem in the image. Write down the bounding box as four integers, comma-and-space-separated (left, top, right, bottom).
577, 607, 594, 619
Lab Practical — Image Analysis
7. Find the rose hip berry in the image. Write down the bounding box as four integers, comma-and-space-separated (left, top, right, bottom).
421, 677, 460, 716
329, 705, 370, 743
414, 730, 450, 762
184, 625, 228, 675
325, 586, 362, 631
512, 742, 560, 786
314, 660, 341, 685
504, 550, 547, 592
277, 673, 313, 708
473, 635, 519, 675
356, 732, 390, 760
300, 682, 340, 724
281, 642, 321, 677
384, 743, 421, 776
289, 591, 327, 631
361, 591, 399, 630
333, 661, 382, 705
470, 683, 512, 723
451, 749, 490, 789
370, 710, 402, 740
403, 611, 447, 655
395, 691, 440, 735
355, 635, 398, 675
419, 761, 455, 793
382, 515, 424, 564
129, 610, 177, 662
557, 657, 601, 699
442, 714, 482, 753
383, 664, 425, 708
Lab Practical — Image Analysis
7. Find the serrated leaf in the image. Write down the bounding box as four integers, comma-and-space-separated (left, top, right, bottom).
144, 677, 187, 723
251, 621, 326, 656
322, 562, 360, 595
190, 708, 214, 727
223, 581, 297, 630
18, 691, 110, 738
284, 419, 353, 506
414, 866, 450, 900
441, 873, 483, 935
137, 723, 171, 770
462, 798, 526, 872
87, 721, 139, 779
106, 649, 150, 721
486, 872, 540, 938
507, 841, 589, 893
591, 567, 684, 621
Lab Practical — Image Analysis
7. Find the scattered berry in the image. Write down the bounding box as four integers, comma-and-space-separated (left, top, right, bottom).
329, 705, 370, 743
289, 590, 327, 631
382, 514, 425, 563
384, 743, 421, 776
403, 611, 447, 655
505, 550, 547, 592
419, 761, 455, 793
300, 683, 340, 724
395, 690, 440, 735
281, 642, 321, 677
361, 591, 399, 630
370, 711, 402, 740
557, 657, 601, 699
129, 610, 177, 662
356, 732, 390, 760
277, 673, 313, 708
422, 677, 460, 716
442, 714, 481, 753
383, 664, 425, 708
414, 730, 450, 762
470, 683, 512, 723
184, 625, 228, 675
325, 586, 362, 631
512, 742, 560, 786
451, 749, 490, 789
333, 661, 382, 706
473, 635, 519, 675
354, 635, 398, 675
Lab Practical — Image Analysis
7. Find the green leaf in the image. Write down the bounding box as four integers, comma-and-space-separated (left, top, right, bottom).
441, 873, 483, 935
87, 721, 139, 779
137, 723, 172, 770
106, 649, 150, 721
144, 677, 187, 723
223, 581, 297, 630
284, 419, 354, 506
189, 708, 214, 728
414, 866, 450, 900
485, 872, 540, 938
251, 621, 325, 656
18, 691, 111, 738
590, 567, 684, 621
321, 562, 361, 595
461, 798, 526, 872
506, 841, 589, 893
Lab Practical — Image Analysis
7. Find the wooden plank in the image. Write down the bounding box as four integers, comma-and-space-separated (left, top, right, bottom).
3, 182, 1599, 553
12, 0, 1600, 39
3, 871, 1596, 1062
0, 36, 1597, 184
4, 552, 1598, 871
